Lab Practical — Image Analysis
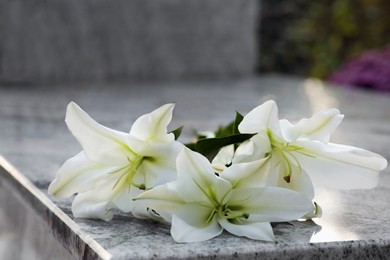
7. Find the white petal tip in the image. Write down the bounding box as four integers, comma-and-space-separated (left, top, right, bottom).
379, 158, 388, 171
47, 180, 69, 199
67, 101, 80, 111
265, 99, 277, 105
47, 184, 56, 196
65, 102, 83, 122
158, 103, 175, 112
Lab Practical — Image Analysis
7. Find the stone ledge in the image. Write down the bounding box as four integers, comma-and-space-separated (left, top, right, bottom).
0, 157, 110, 260
0, 75, 389, 259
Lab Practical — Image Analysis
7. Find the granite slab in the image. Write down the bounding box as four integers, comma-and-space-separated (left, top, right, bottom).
0, 75, 389, 259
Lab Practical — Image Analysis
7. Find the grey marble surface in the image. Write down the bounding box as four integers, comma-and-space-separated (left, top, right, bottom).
0, 75, 389, 259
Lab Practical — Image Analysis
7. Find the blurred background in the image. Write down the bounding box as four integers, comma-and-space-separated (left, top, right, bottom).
0, 0, 258, 84
0, 0, 389, 90
261, 0, 390, 77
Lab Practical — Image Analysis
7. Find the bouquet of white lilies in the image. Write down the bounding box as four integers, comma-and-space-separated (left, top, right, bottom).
49, 100, 387, 243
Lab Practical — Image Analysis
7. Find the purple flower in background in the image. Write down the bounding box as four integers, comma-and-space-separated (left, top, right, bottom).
329, 48, 390, 91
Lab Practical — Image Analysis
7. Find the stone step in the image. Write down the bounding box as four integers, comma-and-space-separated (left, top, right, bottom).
1, 75, 390, 259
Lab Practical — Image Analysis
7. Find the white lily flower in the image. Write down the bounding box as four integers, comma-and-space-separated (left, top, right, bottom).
237, 100, 388, 199
135, 148, 314, 243
48, 102, 182, 221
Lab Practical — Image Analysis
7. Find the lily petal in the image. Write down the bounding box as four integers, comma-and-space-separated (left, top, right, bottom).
130, 104, 175, 143
65, 102, 131, 166
232, 140, 254, 163
266, 161, 315, 200
239, 100, 282, 136
136, 156, 177, 188
134, 182, 185, 215
134, 141, 182, 158
71, 189, 115, 221
171, 203, 223, 243
176, 148, 232, 203
131, 205, 168, 221
229, 187, 314, 222
221, 157, 270, 188
48, 152, 111, 199
294, 140, 387, 189
233, 132, 272, 163
212, 145, 235, 173
279, 119, 298, 142
111, 184, 144, 213
71, 171, 143, 221
218, 218, 275, 242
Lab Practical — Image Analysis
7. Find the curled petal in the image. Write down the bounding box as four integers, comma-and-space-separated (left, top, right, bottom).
72, 190, 115, 221
304, 202, 322, 219
65, 102, 131, 166
130, 104, 175, 142
239, 100, 282, 136
218, 218, 275, 242
281, 109, 344, 143
131, 205, 168, 221
295, 140, 387, 189
48, 152, 111, 199
229, 187, 314, 222
171, 204, 223, 243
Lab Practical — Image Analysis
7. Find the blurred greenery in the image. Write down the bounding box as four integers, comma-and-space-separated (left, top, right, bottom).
260, 0, 390, 78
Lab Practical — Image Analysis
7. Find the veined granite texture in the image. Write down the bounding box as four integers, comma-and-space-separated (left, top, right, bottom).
0, 75, 389, 259
0, 0, 258, 83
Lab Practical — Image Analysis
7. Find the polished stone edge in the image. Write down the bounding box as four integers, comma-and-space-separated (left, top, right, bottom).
0, 156, 111, 260
256, 240, 390, 260
1, 153, 390, 259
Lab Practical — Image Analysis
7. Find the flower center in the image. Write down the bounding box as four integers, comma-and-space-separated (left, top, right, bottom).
205, 204, 250, 224
112, 154, 149, 190
218, 205, 249, 220
266, 129, 306, 183
193, 179, 250, 223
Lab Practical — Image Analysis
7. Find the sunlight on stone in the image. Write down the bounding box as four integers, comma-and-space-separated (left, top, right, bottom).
310, 189, 360, 243
310, 224, 360, 243
303, 79, 339, 113
303, 79, 362, 243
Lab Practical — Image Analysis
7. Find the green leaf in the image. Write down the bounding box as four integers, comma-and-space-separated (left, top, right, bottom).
189, 133, 254, 160
185, 143, 197, 151
169, 126, 184, 140
233, 111, 244, 134
215, 122, 234, 138
185, 111, 247, 160
214, 111, 244, 138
